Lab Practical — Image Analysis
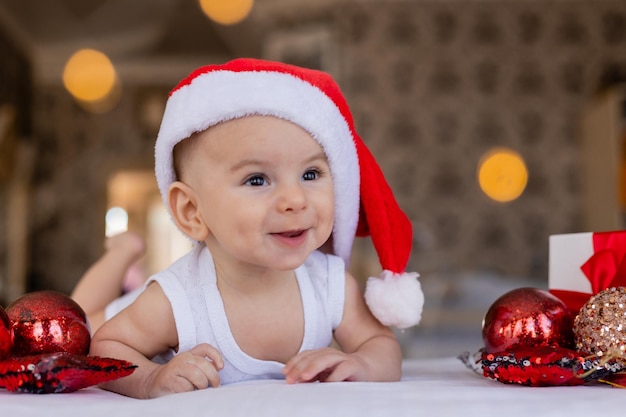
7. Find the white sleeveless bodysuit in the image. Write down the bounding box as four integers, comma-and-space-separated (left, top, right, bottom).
105, 244, 346, 385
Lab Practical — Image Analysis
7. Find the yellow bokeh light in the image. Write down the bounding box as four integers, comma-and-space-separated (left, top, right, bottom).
198, 0, 254, 25
63, 49, 117, 103
76, 77, 122, 114
478, 148, 528, 203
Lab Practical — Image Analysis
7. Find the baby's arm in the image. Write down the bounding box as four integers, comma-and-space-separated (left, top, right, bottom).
283, 272, 402, 383
90, 282, 224, 398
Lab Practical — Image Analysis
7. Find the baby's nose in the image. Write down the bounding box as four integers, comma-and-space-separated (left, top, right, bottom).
276, 182, 307, 213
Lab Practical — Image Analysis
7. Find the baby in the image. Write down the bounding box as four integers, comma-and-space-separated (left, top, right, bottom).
87, 58, 423, 399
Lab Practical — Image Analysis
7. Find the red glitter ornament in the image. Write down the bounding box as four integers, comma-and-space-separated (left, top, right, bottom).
6, 291, 90, 357
0, 352, 137, 394
482, 287, 574, 353
0, 307, 12, 360
480, 346, 622, 386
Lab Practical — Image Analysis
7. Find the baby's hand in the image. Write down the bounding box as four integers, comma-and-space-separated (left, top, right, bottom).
146, 343, 223, 398
283, 348, 368, 383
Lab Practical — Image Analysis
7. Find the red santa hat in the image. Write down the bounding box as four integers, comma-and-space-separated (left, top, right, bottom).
154, 58, 423, 329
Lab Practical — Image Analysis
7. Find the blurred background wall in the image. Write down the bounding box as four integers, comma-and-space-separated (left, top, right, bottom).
0, 0, 625, 357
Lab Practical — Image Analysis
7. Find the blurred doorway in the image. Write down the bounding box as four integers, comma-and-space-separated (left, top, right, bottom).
106, 170, 191, 282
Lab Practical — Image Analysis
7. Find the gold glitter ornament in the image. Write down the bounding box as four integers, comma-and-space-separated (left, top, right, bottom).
573, 287, 626, 358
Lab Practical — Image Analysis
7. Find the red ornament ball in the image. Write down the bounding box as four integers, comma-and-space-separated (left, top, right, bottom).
482, 287, 574, 353
6, 290, 91, 357
0, 306, 12, 359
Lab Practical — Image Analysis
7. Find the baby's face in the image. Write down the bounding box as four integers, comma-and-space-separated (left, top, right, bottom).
184, 115, 334, 271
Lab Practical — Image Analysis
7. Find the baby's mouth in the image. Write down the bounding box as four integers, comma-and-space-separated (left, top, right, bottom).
276, 230, 306, 238
271, 229, 309, 247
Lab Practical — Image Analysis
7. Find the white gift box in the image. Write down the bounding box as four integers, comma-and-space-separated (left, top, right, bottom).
548, 232, 594, 294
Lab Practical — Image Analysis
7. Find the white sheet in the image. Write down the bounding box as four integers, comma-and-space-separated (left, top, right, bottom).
1, 357, 624, 416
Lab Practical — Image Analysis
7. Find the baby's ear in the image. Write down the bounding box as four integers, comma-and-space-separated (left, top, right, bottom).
167, 181, 209, 241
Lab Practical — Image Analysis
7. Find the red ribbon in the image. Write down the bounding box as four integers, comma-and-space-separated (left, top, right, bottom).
550, 231, 626, 314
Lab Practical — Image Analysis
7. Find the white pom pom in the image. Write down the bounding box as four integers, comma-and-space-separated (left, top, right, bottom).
364, 270, 423, 329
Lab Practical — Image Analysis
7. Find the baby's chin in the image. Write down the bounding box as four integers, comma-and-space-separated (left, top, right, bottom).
261, 250, 315, 272
267, 257, 311, 272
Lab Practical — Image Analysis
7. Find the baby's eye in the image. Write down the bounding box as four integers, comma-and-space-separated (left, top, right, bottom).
244, 175, 268, 186
302, 169, 320, 181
